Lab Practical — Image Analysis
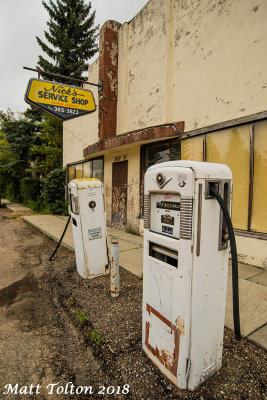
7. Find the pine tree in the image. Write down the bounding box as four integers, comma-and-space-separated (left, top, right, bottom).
36, 0, 99, 83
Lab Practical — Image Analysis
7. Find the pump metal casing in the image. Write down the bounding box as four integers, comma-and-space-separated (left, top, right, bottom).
68, 178, 109, 279
142, 161, 232, 390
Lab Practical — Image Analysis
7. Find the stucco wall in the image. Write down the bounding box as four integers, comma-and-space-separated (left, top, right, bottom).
126, 146, 141, 232
117, 0, 167, 134
236, 236, 267, 268
117, 0, 267, 134
63, 58, 99, 166
64, 0, 267, 156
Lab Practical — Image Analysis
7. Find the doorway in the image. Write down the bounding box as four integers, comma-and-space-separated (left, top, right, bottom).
112, 161, 128, 228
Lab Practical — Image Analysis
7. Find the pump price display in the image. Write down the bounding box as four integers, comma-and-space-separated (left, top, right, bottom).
150, 193, 181, 239
156, 201, 180, 211
161, 215, 174, 225
162, 226, 173, 235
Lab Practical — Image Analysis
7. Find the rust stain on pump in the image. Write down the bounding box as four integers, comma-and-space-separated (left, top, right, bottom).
145, 304, 181, 377
175, 316, 185, 336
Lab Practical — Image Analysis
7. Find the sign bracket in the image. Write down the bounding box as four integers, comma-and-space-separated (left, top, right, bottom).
23, 66, 103, 93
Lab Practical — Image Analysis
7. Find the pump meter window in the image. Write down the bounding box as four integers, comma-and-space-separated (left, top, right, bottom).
70, 194, 79, 215
150, 193, 180, 239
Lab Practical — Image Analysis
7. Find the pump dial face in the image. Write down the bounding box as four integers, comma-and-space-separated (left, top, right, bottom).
89, 200, 96, 209
156, 172, 165, 186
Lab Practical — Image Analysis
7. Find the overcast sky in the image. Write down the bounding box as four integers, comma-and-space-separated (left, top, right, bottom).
0, 0, 148, 114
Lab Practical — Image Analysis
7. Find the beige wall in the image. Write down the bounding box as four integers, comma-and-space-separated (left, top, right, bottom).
63, 58, 99, 166
64, 0, 267, 161
117, 0, 267, 134
236, 236, 267, 268
117, 0, 167, 134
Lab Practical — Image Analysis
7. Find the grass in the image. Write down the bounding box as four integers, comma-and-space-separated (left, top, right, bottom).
69, 297, 76, 306
7, 215, 21, 220
23, 199, 51, 214
72, 310, 88, 327
125, 227, 140, 236
89, 329, 105, 345
2, 194, 67, 216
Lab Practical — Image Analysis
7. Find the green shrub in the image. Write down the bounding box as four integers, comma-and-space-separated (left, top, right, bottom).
40, 168, 67, 215
5, 181, 20, 202
25, 198, 51, 214
20, 177, 40, 202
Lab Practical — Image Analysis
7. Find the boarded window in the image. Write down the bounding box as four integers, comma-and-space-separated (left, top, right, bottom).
93, 159, 104, 181
67, 157, 104, 182
206, 126, 250, 230
83, 161, 92, 178
68, 165, 75, 181
75, 164, 83, 179
251, 121, 267, 233
181, 136, 204, 161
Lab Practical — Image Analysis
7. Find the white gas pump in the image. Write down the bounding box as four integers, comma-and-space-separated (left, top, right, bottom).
68, 178, 109, 279
142, 161, 234, 390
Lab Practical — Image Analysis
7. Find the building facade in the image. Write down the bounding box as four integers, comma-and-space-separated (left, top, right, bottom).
63, 0, 267, 267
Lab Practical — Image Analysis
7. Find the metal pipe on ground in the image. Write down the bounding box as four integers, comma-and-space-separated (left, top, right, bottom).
110, 238, 120, 297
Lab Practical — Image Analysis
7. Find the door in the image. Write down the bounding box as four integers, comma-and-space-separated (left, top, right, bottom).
112, 161, 128, 228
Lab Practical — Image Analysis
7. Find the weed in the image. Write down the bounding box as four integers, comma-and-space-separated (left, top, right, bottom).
69, 297, 76, 306
8, 215, 20, 220
125, 227, 140, 236
72, 310, 87, 326
89, 329, 105, 345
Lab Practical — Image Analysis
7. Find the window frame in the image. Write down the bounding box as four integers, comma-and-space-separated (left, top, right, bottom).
67, 156, 104, 183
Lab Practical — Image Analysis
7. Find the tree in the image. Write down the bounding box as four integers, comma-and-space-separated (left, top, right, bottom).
0, 110, 37, 198
0, 128, 16, 192
36, 0, 99, 82
30, 115, 63, 177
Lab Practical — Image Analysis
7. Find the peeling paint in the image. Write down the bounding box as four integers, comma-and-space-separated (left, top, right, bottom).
175, 316, 185, 336
99, 21, 121, 140
112, 161, 128, 228
145, 304, 180, 377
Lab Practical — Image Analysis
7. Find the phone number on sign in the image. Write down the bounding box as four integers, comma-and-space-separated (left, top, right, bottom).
53, 106, 79, 115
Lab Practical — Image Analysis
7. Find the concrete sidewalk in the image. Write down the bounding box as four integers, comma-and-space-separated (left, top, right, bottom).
1, 198, 33, 213
2, 199, 267, 350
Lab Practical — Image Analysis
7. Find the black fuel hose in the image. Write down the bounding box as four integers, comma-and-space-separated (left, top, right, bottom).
209, 186, 241, 341
49, 214, 71, 261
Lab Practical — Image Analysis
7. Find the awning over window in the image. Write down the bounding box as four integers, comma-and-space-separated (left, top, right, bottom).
83, 122, 184, 158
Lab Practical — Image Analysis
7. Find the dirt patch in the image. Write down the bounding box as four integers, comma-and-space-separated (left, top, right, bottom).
0, 274, 36, 307
0, 208, 266, 399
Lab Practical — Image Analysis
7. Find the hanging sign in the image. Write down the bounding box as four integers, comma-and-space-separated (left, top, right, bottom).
25, 78, 96, 120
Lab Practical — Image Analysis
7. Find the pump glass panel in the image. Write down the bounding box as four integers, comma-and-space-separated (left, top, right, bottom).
149, 242, 178, 268
70, 194, 79, 215
150, 193, 180, 239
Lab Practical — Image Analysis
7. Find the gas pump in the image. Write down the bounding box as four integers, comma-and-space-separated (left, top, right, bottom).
142, 160, 239, 390
68, 178, 109, 279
